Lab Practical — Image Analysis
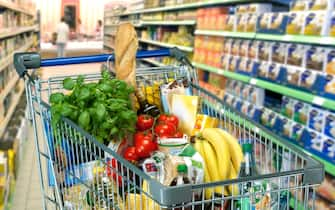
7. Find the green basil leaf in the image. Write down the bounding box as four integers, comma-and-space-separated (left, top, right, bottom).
63, 78, 75, 90
50, 93, 64, 104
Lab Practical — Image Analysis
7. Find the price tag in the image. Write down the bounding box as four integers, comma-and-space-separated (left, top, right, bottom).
312, 96, 325, 106
217, 69, 225, 75
250, 78, 257, 85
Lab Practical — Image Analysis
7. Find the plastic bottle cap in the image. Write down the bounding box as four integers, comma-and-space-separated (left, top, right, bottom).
242, 143, 253, 153
177, 164, 188, 173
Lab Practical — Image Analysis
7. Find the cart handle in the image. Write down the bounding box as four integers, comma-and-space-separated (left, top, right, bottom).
14, 48, 192, 78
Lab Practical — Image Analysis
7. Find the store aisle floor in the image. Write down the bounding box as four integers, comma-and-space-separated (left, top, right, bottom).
12, 125, 43, 210
11, 62, 102, 210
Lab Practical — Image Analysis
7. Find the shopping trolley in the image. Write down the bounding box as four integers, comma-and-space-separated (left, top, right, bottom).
14, 48, 324, 210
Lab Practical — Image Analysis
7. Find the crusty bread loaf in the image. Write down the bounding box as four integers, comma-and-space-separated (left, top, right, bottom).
115, 23, 138, 88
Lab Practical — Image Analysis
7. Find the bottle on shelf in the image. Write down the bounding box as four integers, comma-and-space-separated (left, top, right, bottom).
135, 87, 160, 117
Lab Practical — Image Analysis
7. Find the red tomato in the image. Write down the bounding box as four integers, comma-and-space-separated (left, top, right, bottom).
123, 147, 139, 163
158, 114, 179, 127
134, 131, 157, 158
173, 131, 184, 138
154, 122, 177, 137
136, 115, 154, 131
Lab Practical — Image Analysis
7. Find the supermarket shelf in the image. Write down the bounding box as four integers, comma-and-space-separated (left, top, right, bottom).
195, 30, 256, 39
193, 62, 335, 111
139, 20, 196, 26
139, 38, 193, 52
0, 25, 38, 40
0, 40, 34, 72
0, 0, 34, 16
141, 58, 164, 67
2, 175, 12, 210
114, 0, 289, 16
195, 30, 335, 46
0, 75, 19, 102
0, 84, 24, 137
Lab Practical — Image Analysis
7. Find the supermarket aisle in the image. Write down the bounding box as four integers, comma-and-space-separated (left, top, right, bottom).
11, 62, 102, 210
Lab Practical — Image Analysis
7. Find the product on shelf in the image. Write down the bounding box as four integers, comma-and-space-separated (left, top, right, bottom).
286, 12, 306, 35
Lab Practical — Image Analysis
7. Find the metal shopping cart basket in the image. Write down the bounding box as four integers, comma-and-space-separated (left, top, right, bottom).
14, 49, 324, 210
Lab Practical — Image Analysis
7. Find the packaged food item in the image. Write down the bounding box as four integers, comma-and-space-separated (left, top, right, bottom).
282, 118, 294, 138
286, 12, 306, 35
217, 14, 228, 30
160, 80, 192, 113
287, 44, 309, 67
268, 12, 289, 34
300, 70, 322, 92
248, 41, 259, 60
260, 108, 276, 128
158, 135, 189, 156
142, 151, 166, 183
272, 43, 287, 64
232, 81, 243, 97
290, 122, 306, 145
268, 63, 285, 82
324, 111, 335, 138
285, 66, 303, 86
221, 54, 231, 70
257, 13, 271, 32
225, 15, 236, 31
291, 1, 310, 11
232, 97, 242, 111
306, 47, 327, 72
304, 11, 331, 36
310, 0, 333, 11
236, 5, 249, 14
246, 14, 258, 32
171, 95, 200, 136
293, 101, 310, 125
330, 12, 335, 36
324, 74, 335, 97
228, 56, 240, 72
247, 104, 262, 121
231, 39, 241, 56
192, 114, 219, 136
308, 106, 326, 133
237, 57, 248, 74
258, 41, 273, 62
306, 130, 326, 152
236, 14, 247, 32
281, 96, 296, 119
241, 101, 250, 115
326, 49, 335, 75
223, 38, 233, 55
240, 40, 251, 57
258, 61, 270, 79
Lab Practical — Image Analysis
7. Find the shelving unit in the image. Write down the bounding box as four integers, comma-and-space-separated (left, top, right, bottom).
138, 20, 196, 26
195, 30, 335, 46
139, 38, 193, 52
0, 0, 34, 16
193, 62, 335, 111
0, 25, 38, 40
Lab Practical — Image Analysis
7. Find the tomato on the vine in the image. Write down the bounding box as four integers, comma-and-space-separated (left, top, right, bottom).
136, 114, 154, 131
123, 147, 139, 163
134, 131, 157, 158
158, 114, 179, 127
154, 122, 176, 137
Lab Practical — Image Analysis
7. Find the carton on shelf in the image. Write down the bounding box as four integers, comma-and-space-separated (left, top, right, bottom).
304, 11, 331, 36
272, 42, 288, 64
306, 47, 327, 72
286, 12, 306, 35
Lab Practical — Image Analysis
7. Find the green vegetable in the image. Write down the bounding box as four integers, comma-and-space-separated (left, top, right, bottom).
50, 70, 137, 144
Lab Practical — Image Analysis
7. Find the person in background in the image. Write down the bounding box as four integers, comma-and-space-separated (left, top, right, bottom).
77, 18, 85, 40
95, 19, 103, 40
56, 17, 69, 57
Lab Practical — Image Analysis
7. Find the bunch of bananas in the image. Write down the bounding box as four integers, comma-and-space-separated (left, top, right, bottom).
193, 128, 244, 199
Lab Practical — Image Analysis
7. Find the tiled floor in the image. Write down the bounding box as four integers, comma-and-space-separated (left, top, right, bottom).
11, 61, 102, 210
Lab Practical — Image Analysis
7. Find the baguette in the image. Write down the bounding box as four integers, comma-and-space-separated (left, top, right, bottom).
115, 23, 138, 88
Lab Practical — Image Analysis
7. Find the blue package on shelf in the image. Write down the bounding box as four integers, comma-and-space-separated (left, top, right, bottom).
232, 98, 242, 112
273, 116, 284, 134
257, 13, 288, 34
320, 74, 335, 100
324, 111, 335, 139
300, 70, 326, 94
249, 105, 261, 123
322, 138, 335, 161
267, 63, 286, 83
290, 123, 306, 146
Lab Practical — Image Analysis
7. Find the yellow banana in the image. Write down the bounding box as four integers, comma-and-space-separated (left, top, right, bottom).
193, 138, 213, 199
202, 128, 231, 181
142, 180, 160, 210
202, 139, 229, 196
227, 162, 239, 196
215, 128, 243, 172
127, 193, 143, 210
